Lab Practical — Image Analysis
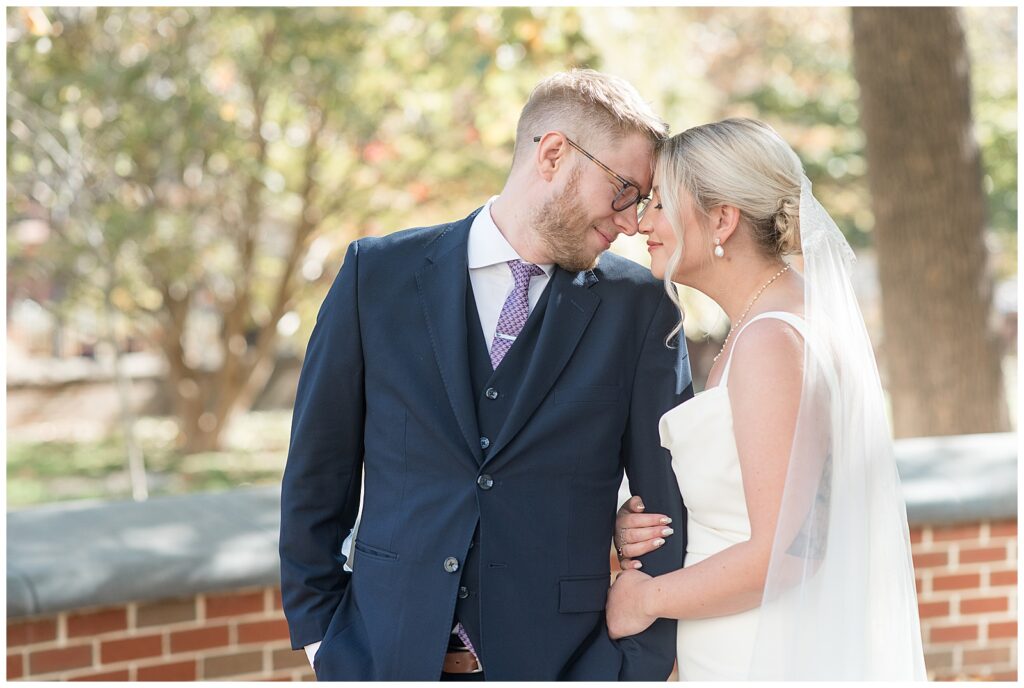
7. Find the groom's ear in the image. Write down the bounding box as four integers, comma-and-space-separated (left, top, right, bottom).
713, 204, 742, 244
534, 132, 568, 182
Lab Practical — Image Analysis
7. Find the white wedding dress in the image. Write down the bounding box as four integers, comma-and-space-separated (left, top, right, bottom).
659, 311, 808, 682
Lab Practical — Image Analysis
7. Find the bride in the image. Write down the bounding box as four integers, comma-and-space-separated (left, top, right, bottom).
605, 118, 926, 680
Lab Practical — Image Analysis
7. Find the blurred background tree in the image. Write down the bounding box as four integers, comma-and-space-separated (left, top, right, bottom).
7, 6, 1016, 505
8, 6, 597, 454
852, 7, 1009, 437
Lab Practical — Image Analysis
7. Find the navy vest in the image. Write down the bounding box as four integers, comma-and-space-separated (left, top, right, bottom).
453, 273, 553, 659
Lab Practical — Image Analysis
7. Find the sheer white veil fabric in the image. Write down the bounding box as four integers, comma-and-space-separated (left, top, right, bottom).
746, 176, 927, 680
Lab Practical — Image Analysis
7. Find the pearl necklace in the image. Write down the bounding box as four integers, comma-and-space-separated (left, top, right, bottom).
713, 263, 792, 364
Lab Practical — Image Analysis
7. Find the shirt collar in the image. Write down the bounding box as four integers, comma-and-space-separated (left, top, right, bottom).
468, 196, 555, 277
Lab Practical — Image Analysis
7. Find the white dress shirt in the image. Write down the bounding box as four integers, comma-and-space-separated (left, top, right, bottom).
468, 197, 554, 348
304, 197, 552, 669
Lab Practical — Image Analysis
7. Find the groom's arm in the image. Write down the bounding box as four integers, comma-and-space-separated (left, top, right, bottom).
279, 241, 366, 651
618, 290, 691, 680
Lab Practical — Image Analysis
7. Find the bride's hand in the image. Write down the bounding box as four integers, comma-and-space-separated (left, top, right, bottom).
606, 569, 656, 640
614, 495, 674, 570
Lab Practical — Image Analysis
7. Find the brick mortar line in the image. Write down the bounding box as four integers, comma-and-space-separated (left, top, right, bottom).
957, 555, 1017, 569
917, 593, 1018, 606
264, 588, 274, 613
921, 613, 1017, 629
957, 640, 1018, 651
56, 614, 67, 644
263, 645, 274, 678
912, 539, 1016, 552
951, 592, 962, 623
915, 560, 1016, 574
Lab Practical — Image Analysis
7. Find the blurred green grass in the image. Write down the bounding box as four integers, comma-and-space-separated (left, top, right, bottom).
6, 410, 293, 509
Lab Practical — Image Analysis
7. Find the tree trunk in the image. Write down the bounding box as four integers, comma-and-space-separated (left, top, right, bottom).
851, 7, 1009, 438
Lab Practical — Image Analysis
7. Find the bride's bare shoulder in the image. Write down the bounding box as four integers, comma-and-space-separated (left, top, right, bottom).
727, 313, 805, 395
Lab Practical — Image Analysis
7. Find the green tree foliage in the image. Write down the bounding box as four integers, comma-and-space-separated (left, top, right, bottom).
8, 6, 598, 451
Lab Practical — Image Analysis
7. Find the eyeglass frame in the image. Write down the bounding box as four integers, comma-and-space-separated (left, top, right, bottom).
532, 134, 652, 216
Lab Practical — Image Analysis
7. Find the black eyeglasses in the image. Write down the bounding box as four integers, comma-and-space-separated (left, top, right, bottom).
534, 135, 651, 215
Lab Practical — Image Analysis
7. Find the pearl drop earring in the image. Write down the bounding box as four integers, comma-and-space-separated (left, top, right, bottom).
714, 237, 725, 258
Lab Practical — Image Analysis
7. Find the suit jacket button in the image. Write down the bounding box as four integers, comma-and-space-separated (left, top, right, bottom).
444, 556, 460, 573
485, 387, 499, 400
458, 586, 469, 599
479, 436, 490, 450
477, 474, 494, 490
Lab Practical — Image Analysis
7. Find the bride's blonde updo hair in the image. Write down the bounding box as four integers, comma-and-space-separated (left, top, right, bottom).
656, 118, 804, 343
656, 117, 804, 259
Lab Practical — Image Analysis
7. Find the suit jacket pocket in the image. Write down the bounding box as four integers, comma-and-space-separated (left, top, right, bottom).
353, 540, 399, 562
558, 574, 611, 613
553, 385, 621, 405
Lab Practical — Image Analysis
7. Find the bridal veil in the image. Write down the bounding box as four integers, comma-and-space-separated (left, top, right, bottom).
746, 176, 927, 680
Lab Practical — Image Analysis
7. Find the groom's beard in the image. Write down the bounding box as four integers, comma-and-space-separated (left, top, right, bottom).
532, 167, 601, 273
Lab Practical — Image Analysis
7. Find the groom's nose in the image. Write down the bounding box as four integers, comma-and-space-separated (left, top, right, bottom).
613, 207, 640, 236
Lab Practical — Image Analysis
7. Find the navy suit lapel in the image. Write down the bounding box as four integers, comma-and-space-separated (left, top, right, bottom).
414, 212, 483, 462
484, 267, 600, 464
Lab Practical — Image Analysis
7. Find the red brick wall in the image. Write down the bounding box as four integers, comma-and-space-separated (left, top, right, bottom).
7, 586, 312, 681
6, 519, 1018, 681
912, 519, 1018, 681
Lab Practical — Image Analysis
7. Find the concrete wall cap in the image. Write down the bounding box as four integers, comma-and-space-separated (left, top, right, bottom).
6, 433, 1017, 618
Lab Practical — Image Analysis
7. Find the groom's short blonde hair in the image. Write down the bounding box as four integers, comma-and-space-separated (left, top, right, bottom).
511, 69, 667, 167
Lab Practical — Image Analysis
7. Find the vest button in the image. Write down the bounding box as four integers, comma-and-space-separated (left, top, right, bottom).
479, 436, 490, 450
477, 474, 494, 490
444, 556, 460, 573
485, 387, 499, 400
458, 586, 469, 599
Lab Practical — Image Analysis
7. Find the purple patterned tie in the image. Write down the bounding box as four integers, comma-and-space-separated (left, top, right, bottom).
490, 259, 544, 369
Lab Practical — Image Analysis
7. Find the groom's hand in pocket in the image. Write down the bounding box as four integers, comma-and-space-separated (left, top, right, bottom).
615, 495, 674, 570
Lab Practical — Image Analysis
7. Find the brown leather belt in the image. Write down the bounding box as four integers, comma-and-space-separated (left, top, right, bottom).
443, 650, 482, 674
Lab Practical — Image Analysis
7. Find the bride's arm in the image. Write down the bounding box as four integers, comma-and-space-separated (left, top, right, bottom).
608, 320, 803, 633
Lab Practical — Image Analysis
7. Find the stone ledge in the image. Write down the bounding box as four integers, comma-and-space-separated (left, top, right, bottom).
897, 432, 1017, 526
7, 433, 1016, 618
7, 486, 281, 618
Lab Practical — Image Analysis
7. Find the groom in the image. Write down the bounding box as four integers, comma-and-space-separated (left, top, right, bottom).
279, 69, 691, 681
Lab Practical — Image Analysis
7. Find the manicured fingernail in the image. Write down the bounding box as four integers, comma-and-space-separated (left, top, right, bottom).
662, 528, 674, 536
660, 517, 672, 525
634, 561, 643, 569
636, 503, 645, 511
653, 538, 665, 547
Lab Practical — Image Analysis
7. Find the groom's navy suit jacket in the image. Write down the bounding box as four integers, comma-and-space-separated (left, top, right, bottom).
279, 207, 692, 680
